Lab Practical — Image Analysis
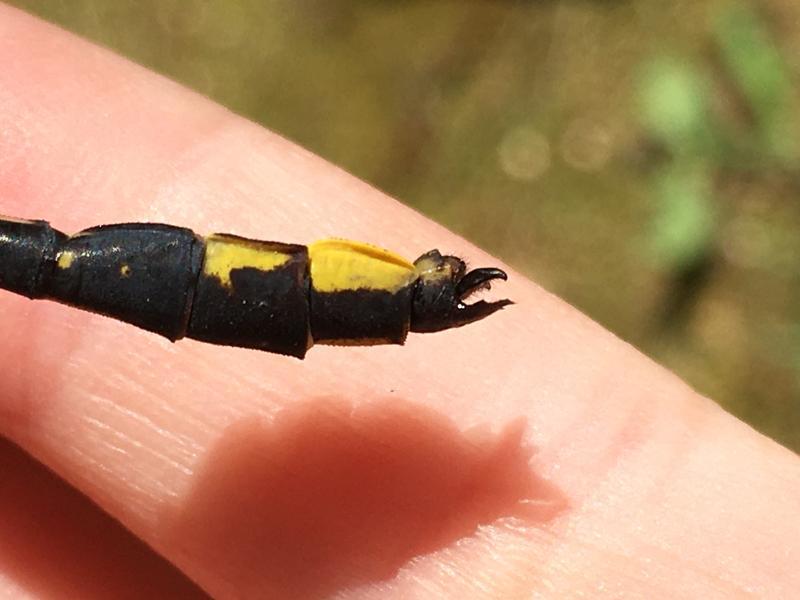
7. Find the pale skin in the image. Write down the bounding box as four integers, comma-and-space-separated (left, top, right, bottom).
0, 4, 798, 599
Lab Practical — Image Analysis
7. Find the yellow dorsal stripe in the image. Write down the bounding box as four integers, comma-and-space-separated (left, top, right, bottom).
203, 235, 291, 288
308, 239, 415, 293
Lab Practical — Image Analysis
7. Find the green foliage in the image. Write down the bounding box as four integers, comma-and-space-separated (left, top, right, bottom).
637, 59, 717, 269
649, 164, 716, 268
638, 58, 714, 156
713, 2, 798, 163
639, 3, 798, 272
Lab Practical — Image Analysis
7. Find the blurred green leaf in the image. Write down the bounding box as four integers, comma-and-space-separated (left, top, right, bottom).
649, 163, 716, 269
638, 57, 714, 155
713, 2, 798, 162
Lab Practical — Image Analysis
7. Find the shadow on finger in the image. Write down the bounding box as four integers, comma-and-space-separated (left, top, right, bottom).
165, 397, 566, 599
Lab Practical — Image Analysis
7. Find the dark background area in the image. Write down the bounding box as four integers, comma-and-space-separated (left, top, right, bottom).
10, 0, 799, 451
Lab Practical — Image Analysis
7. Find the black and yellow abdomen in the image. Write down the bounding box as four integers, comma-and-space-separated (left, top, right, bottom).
0, 216, 511, 358
187, 234, 311, 357
308, 239, 417, 346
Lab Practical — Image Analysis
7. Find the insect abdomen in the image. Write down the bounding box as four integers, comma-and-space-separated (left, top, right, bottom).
186, 234, 312, 357
0, 218, 64, 299
0, 216, 511, 358
307, 239, 415, 346
46, 223, 202, 341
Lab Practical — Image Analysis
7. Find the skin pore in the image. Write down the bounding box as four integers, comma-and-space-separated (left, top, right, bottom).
0, 3, 798, 598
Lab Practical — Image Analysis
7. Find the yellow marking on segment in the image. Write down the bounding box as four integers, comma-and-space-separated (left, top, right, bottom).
120, 264, 132, 278
413, 255, 452, 280
57, 251, 75, 270
203, 235, 291, 288
308, 239, 415, 293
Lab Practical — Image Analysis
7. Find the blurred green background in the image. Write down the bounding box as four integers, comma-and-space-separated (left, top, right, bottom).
10, 0, 799, 451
